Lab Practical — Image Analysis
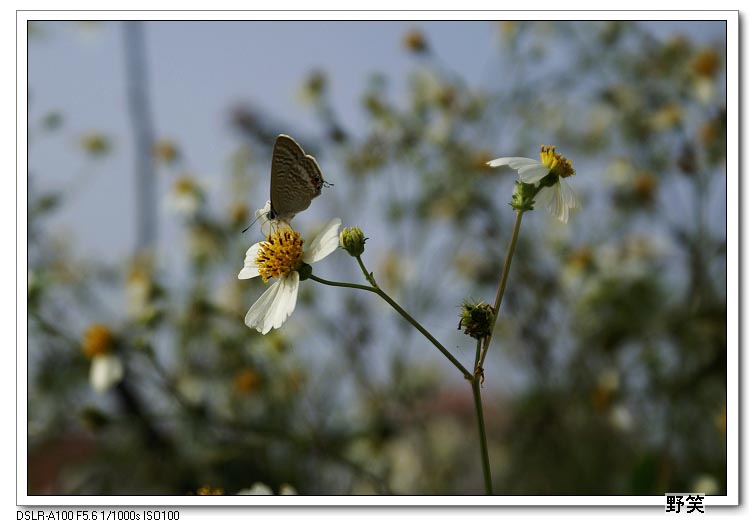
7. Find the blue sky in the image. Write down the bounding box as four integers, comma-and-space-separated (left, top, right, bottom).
28, 20, 724, 262
29, 21, 501, 258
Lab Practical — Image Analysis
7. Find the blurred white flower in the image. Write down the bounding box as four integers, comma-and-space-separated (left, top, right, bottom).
90, 354, 123, 394
125, 264, 156, 321
166, 175, 203, 217
81, 324, 123, 393
237, 482, 273, 495
609, 405, 634, 432
238, 218, 341, 334
598, 369, 620, 392
236, 482, 297, 495
692, 474, 719, 495
487, 145, 579, 223
279, 484, 297, 495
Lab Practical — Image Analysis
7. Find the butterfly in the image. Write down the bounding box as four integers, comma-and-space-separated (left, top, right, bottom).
243, 134, 331, 233
270, 134, 331, 220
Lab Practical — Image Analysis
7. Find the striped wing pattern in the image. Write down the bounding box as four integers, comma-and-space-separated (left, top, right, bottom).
270, 135, 325, 222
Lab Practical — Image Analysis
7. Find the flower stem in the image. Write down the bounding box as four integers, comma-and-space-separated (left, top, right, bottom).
472, 339, 493, 494
476, 210, 524, 376
308, 273, 473, 380
356, 255, 378, 287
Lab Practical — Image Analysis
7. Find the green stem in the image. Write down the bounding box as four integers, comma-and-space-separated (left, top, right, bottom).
308, 273, 473, 380
356, 255, 377, 287
472, 342, 493, 494
476, 210, 524, 376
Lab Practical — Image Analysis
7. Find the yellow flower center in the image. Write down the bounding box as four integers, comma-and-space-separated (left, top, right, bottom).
174, 176, 197, 195
255, 229, 304, 282
82, 324, 114, 359
540, 145, 575, 178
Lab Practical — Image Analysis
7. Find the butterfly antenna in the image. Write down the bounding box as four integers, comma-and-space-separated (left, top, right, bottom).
323, 180, 334, 188
241, 214, 261, 234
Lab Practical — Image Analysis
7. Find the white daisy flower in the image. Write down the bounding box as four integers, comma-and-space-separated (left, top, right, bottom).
90, 354, 124, 394
487, 145, 579, 223
238, 218, 341, 334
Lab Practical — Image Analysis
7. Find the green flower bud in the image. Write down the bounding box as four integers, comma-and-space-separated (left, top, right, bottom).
509, 180, 538, 212
458, 300, 495, 340
339, 226, 367, 257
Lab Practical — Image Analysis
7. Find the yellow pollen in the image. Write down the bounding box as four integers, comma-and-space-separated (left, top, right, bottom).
540, 145, 575, 178
255, 229, 304, 282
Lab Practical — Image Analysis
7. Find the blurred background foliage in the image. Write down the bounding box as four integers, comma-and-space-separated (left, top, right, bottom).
27, 20, 726, 496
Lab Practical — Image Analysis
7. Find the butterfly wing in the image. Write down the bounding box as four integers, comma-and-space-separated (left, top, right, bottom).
270, 135, 325, 222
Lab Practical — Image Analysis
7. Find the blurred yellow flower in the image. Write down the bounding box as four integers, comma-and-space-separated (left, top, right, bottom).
591, 369, 619, 412
298, 70, 327, 104
566, 246, 595, 273
229, 201, 249, 228
82, 324, 114, 359
692, 48, 720, 78
470, 149, 494, 172
650, 104, 683, 130
197, 485, 224, 495
234, 368, 262, 395
403, 28, 428, 53
154, 139, 180, 164
80, 132, 110, 157
633, 172, 658, 204
498, 21, 519, 42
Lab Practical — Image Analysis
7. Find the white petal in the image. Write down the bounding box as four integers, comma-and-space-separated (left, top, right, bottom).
244, 274, 300, 334
255, 201, 272, 223
486, 156, 538, 169
90, 355, 123, 393
552, 182, 569, 223
255, 202, 274, 237
303, 218, 342, 264
244, 280, 283, 333
238, 243, 262, 279
536, 181, 579, 223
487, 157, 549, 183
518, 163, 551, 184
261, 272, 299, 333
535, 184, 563, 222
560, 179, 580, 211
